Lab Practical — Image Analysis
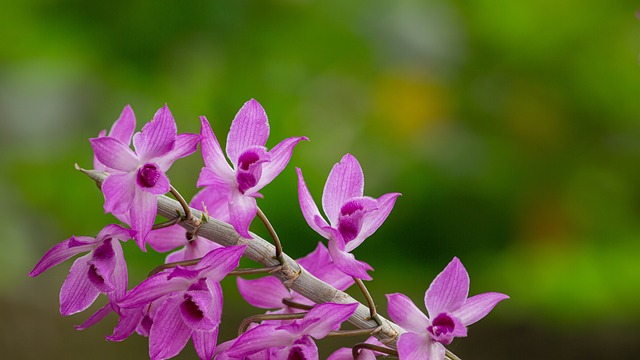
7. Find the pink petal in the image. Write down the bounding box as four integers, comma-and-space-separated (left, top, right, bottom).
386, 293, 430, 333
453, 292, 509, 326
322, 154, 364, 225
252, 136, 308, 191
301, 302, 358, 339
348, 192, 401, 251
183, 238, 223, 261
196, 245, 246, 281
106, 307, 144, 342
149, 295, 192, 360
75, 303, 113, 331
130, 190, 157, 250
154, 133, 201, 171
226, 99, 270, 166
146, 225, 188, 253
327, 238, 373, 280
296, 168, 331, 237
86, 240, 117, 293
228, 189, 257, 238
425, 257, 470, 317
192, 328, 219, 360
200, 116, 234, 179
137, 165, 170, 195
134, 105, 178, 161
180, 288, 218, 331
109, 105, 136, 145
102, 172, 136, 215
298, 242, 354, 291
29, 238, 94, 277
90, 137, 139, 172
118, 274, 189, 309
288, 336, 318, 360
190, 186, 232, 222
60, 254, 101, 316
110, 238, 129, 301
227, 325, 293, 358
397, 332, 445, 360
237, 276, 291, 309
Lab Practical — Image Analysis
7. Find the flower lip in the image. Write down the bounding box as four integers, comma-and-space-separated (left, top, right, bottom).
137, 164, 161, 188
427, 312, 456, 344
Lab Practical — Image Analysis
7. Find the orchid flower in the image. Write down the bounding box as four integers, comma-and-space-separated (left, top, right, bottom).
237, 242, 354, 316
386, 257, 509, 360
327, 336, 388, 360
225, 302, 358, 360
297, 153, 401, 280
28, 224, 133, 316
197, 99, 308, 238
90, 105, 200, 248
118, 245, 246, 360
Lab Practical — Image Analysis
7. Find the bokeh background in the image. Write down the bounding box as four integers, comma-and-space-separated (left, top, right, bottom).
2, 0, 640, 358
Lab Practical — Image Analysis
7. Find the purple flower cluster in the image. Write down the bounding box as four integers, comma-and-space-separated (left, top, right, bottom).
30, 99, 508, 360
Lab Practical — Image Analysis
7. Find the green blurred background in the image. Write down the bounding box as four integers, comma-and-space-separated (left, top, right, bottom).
2, 0, 640, 358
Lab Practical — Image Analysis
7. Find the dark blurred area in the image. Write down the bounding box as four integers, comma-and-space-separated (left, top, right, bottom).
2, 0, 640, 358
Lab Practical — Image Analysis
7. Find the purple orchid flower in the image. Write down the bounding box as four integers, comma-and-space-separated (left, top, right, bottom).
297, 153, 401, 280
118, 245, 246, 360
237, 242, 354, 316
28, 224, 133, 316
93, 105, 136, 172
225, 302, 358, 360
90, 105, 201, 248
386, 257, 509, 360
197, 99, 308, 238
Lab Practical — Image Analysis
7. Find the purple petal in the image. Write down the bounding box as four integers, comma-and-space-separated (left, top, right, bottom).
237, 276, 290, 309
348, 192, 401, 251
197, 167, 233, 189
322, 154, 364, 225
453, 292, 509, 326
296, 168, 331, 237
146, 225, 189, 253
149, 295, 192, 360
118, 273, 189, 309
136, 164, 170, 195
397, 332, 444, 360
200, 116, 234, 179
102, 172, 136, 215
192, 328, 219, 360
228, 189, 257, 238
190, 186, 232, 222
134, 105, 178, 161
196, 245, 246, 281
288, 336, 318, 360
110, 238, 129, 301
252, 136, 308, 191
29, 238, 94, 277
60, 254, 101, 316
130, 190, 157, 249
180, 288, 218, 331
226, 99, 270, 166
301, 302, 358, 339
154, 133, 200, 170
109, 105, 136, 145
298, 242, 354, 291
96, 224, 134, 243
90, 137, 139, 172
107, 307, 145, 342
227, 324, 292, 358
386, 293, 430, 333
75, 303, 113, 331
425, 257, 470, 318
86, 239, 117, 293
327, 238, 373, 280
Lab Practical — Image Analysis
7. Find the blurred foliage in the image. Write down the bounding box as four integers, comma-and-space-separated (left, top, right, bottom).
2, 0, 640, 358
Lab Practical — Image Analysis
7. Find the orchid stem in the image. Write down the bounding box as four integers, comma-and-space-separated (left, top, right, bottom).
352, 343, 398, 359
327, 326, 382, 337
151, 216, 181, 230
281, 298, 314, 311
169, 185, 192, 221
446, 349, 462, 360
148, 258, 202, 277
238, 313, 306, 336
228, 265, 282, 276
256, 207, 284, 264
354, 277, 382, 326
